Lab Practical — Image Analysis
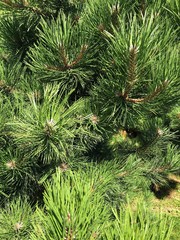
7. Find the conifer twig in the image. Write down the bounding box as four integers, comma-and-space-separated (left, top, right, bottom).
45, 45, 88, 71
142, 80, 169, 102
68, 45, 88, 68
123, 45, 139, 99
59, 44, 68, 68
125, 80, 169, 103
121, 46, 169, 104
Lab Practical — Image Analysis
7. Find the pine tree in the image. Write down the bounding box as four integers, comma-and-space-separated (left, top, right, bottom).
0, 0, 179, 239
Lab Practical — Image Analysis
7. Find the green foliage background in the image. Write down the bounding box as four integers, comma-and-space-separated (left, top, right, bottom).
0, 0, 179, 239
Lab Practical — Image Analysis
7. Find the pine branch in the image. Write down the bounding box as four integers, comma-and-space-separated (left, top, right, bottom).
0, 198, 33, 239
45, 45, 88, 72
125, 80, 169, 103
68, 44, 88, 68
120, 44, 169, 104
142, 80, 169, 102
59, 44, 68, 68
123, 45, 139, 99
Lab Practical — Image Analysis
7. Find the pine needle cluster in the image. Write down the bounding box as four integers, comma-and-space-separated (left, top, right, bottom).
0, 0, 179, 239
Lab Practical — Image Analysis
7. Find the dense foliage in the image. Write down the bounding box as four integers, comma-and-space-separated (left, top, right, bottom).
0, 0, 179, 239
